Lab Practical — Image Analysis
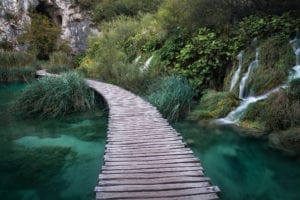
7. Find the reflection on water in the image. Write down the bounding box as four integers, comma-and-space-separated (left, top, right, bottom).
0, 83, 107, 200
174, 121, 300, 200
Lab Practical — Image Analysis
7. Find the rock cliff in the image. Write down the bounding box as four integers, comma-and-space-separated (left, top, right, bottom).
0, 0, 98, 53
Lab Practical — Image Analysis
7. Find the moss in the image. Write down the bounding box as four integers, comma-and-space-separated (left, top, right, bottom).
188, 90, 240, 120
248, 35, 294, 95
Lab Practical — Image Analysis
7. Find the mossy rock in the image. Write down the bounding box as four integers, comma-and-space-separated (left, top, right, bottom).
188, 90, 240, 120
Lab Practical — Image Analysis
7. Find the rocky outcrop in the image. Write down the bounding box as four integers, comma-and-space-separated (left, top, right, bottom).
0, 0, 98, 53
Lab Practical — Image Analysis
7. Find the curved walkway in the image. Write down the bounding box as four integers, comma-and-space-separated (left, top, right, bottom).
36, 70, 220, 199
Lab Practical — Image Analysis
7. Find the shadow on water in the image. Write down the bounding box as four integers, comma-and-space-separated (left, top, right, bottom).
0, 83, 108, 200
173, 121, 300, 200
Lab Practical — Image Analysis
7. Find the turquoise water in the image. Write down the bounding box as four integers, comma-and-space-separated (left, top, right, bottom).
1, 83, 300, 200
0, 83, 107, 200
174, 121, 300, 200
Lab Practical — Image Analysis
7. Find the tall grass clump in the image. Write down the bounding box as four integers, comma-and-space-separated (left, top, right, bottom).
0, 66, 36, 82
0, 50, 35, 67
146, 76, 194, 121
13, 72, 95, 118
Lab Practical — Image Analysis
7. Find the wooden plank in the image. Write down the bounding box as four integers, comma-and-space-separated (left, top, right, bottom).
104, 150, 193, 158
101, 166, 202, 174
104, 154, 195, 162
95, 182, 210, 192
127, 193, 219, 200
105, 144, 185, 151
99, 176, 210, 186
96, 187, 220, 199
107, 136, 182, 142
99, 170, 204, 180
104, 158, 200, 166
104, 146, 188, 154
101, 162, 201, 171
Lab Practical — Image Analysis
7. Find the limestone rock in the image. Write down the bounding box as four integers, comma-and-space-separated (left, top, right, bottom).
0, 0, 98, 53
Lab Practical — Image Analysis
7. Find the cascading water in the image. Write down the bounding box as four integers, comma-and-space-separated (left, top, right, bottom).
140, 55, 154, 72
217, 86, 283, 124
230, 51, 244, 91
289, 38, 300, 80
217, 36, 300, 125
239, 48, 259, 99
134, 55, 141, 64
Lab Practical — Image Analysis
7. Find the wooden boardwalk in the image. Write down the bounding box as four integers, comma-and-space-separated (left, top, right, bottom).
36, 70, 220, 199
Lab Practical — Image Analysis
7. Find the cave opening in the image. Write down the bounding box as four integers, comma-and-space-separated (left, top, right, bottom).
35, 1, 62, 26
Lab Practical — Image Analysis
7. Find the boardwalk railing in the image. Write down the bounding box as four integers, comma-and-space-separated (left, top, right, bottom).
36, 70, 220, 200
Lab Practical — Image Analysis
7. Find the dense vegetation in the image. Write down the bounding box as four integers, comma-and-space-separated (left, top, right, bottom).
0, 0, 299, 152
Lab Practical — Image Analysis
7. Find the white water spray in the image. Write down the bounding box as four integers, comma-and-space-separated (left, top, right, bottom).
289, 38, 300, 80
217, 36, 300, 125
216, 86, 283, 124
140, 55, 154, 72
134, 55, 141, 64
230, 51, 244, 91
239, 48, 259, 99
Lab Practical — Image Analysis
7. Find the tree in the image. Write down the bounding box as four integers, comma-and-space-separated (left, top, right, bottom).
19, 12, 61, 59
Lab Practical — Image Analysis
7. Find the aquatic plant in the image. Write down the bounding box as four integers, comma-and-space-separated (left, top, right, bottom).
146, 76, 194, 121
13, 72, 95, 118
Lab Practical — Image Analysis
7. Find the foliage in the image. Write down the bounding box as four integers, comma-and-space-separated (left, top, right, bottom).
44, 51, 73, 73
18, 12, 61, 60
173, 28, 231, 94
188, 90, 240, 120
146, 76, 194, 121
157, 0, 233, 32
79, 15, 164, 93
92, 0, 163, 23
13, 72, 95, 118
235, 14, 300, 48
0, 50, 35, 67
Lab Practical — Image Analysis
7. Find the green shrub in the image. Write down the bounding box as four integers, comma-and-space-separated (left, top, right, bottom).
13, 72, 95, 118
79, 15, 164, 93
18, 12, 61, 60
0, 50, 35, 67
92, 0, 162, 23
188, 90, 240, 120
146, 76, 194, 121
173, 28, 231, 95
44, 51, 73, 74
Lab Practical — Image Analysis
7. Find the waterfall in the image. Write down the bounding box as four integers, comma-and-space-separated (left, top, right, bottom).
230, 51, 244, 92
216, 86, 283, 124
239, 48, 259, 99
289, 38, 300, 80
140, 55, 154, 72
217, 37, 300, 125
134, 55, 141, 64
